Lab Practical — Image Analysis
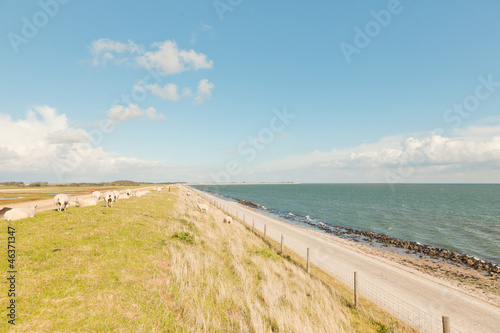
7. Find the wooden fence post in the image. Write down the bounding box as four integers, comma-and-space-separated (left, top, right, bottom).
264, 225, 267, 241
252, 219, 255, 233
306, 247, 310, 273
354, 272, 358, 308
442, 316, 450, 333
280, 234, 284, 254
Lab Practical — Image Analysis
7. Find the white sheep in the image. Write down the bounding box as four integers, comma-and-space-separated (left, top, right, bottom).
197, 202, 209, 213
103, 191, 113, 208
135, 190, 146, 198
91, 191, 102, 201
54, 194, 70, 212
223, 216, 232, 224
156, 187, 162, 193
186, 191, 191, 196
118, 193, 130, 200
125, 189, 131, 197
4, 206, 37, 221
113, 190, 119, 202
76, 197, 98, 207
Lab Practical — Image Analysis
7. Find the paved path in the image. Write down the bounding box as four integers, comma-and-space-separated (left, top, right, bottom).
192, 187, 500, 333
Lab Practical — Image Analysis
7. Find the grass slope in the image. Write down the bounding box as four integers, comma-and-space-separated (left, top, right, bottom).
0, 186, 414, 332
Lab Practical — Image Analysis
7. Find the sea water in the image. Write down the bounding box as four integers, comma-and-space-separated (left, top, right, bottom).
192, 184, 500, 265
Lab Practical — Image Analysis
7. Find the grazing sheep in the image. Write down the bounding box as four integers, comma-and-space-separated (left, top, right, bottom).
112, 190, 119, 202
103, 191, 113, 207
125, 189, 131, 197
186, 191, 191, 196
54, 194, 70, 212
196, 203, 209, 213
0, 207, 12, 218
76, 197, 98, 207
156, 187, 162, 193
91, 191, 102, 201
4, 206, 37, 221
118, 193, 130, 200
223, 216, 232, 224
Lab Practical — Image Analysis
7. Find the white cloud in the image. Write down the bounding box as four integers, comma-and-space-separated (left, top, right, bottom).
90, 38, 213, 76
248, 122, 500, 182
90, 38, 143, 65
136, 40, 213, 75
106, 104, 165, 125
145, 83, 181, 101
134, 79, 214, 104
193, 79, 215, 104
0, 106, 174, 183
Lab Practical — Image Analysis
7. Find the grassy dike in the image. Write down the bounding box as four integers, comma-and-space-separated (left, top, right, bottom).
1, 185, 415, 332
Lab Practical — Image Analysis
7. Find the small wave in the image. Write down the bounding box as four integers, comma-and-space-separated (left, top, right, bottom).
319, 221, 326, 226
288, 212, 295, 217
306, 215, 312, 220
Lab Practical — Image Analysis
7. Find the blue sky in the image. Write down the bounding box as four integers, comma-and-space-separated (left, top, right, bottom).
1, 0, 500, 183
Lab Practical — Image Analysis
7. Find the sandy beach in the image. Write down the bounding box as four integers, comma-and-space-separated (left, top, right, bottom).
189, 186, 500, 333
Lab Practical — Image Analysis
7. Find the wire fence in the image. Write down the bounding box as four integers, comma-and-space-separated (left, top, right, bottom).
195, 189, 474, 333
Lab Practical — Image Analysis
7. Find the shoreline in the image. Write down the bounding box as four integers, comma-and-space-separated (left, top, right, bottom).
193, 187, 500, 306
192, 186, 500, 332
196, 188, 500, 273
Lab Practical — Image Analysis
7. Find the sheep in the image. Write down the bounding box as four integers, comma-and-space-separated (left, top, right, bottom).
76, 197, 98, 207
223, 216, 232, 224
112, 190, 119, 202
103, 191, 113, 207
125, 189, 131, 197
156, 187, 162, 193
91, 191, 102, 201
54, 194, 70, 212
186, 191, 191, 196
4, 206, 37, 221
0, 207, 12, 218
197, 202, 209, 213
118, 193, 130, 200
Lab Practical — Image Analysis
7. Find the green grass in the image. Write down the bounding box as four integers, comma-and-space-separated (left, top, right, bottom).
0, 187, 415, 332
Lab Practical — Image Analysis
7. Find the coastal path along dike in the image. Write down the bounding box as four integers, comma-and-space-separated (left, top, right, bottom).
191, 187, 500, 333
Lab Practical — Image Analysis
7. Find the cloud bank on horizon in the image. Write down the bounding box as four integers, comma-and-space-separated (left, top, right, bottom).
1, 105, 499, 183
1, 1, 499, 184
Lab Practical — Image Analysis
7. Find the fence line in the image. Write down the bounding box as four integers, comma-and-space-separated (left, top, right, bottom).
196, 190, 467, 333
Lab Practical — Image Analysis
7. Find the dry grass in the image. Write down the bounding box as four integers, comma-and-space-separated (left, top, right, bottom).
0, 185, 415, 332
